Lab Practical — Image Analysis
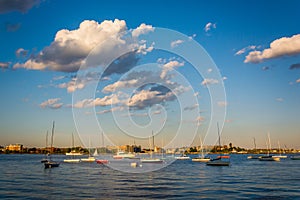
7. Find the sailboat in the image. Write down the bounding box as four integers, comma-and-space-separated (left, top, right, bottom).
140, 131, 163, 163
259, 133, 280, 161
41, 131, 49, 163
290, 155, 300, 160
192, 136, 210, 162
64, 132, 81, 163
175, 146, 191, 160
247, 137, 260, 159
44, 121, 60, 169
81, 138, 96, 162
206, 123, 230, 166
272, 141, 287, 159
96, 131, 109, 164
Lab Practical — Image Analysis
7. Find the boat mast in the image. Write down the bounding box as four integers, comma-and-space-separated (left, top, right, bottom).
50, 121, 55, 159
46, 130, 49, 153
200, 136, 204, 157
253, 137, 257, 153
217, 122, 221, 155
152, 130, 154, 153
267, 132, 271, 155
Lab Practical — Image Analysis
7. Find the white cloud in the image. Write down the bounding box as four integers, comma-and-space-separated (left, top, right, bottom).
217, 101, 227, 107
207, 68, 213, 73
102, 79, 138, 93
244, 34, 300, 63
276, 98, 284, 102
204, 22, 216, 32
201, 78, 219, 86
296, 78, 300, 83
73, 92, 128, 108
126, 89, 175, 109
40, 98, 63, 109
13, 19, 154, 73
132, 23, 154, 38
235, 45, 257, 56
160, 60, 184, 79
15, 48, 28, 57
188, 34, 197, 40
170, 39, 184, 48
0, 62, 10, 69
184, 104, 199, 111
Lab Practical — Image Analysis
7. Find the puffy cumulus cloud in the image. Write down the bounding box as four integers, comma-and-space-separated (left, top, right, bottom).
235, 45, 257, 56
289, 63, 300, 70
14, 19, 127, 72
201, 78, 219, 86
132, 23, 154, 38
160, 60, 185, 79
102, 70, 161, 93
103, 79, 138, 93
75, 83, 187, 110
13, 19, 154, 73
0, 0, 40, 14
127, 89, 174, 109
170, 39, 184, 48
40, 98, 63, 109
0, 62, 10, 69
204, 22, 216, 32
73, 92, 126, 108
244, 34, 300, 63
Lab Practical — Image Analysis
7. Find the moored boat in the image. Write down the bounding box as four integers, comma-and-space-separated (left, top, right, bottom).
192, 156, 211, 162
206, 123, 230, 167
81, 156, 96, 162
113, 151, 136, 159
259, 155, 280, 161
44, 121, 60, 169
175, 154, 191, 160
96, 159, 109, 164
206, 156, 230, 166
290, 155, 300, 160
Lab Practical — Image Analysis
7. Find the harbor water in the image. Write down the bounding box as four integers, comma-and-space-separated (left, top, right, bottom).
0, 154, 299, 199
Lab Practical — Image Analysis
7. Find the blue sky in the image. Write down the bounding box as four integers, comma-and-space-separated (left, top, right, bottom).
0, 0, 300, 149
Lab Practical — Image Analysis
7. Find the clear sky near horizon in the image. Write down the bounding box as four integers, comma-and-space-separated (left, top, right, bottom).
0, 0, 300, 149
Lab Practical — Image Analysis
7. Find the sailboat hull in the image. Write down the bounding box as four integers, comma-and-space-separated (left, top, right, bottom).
140, 158, 163, 163
44, 162, 60, 168
206, 160, 230, 166
192, 157, 210, 162
259, 156, 280, 161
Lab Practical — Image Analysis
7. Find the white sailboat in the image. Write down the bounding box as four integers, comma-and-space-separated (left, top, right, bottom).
272, 141, 287, 159
247, 137, 260, 159
259, 133, 280, 161
93, 148, 98, 156
192, 136, 210, 162
81, 138, 96, 162
64, 132, 81, 163
141, 131, 163, 163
